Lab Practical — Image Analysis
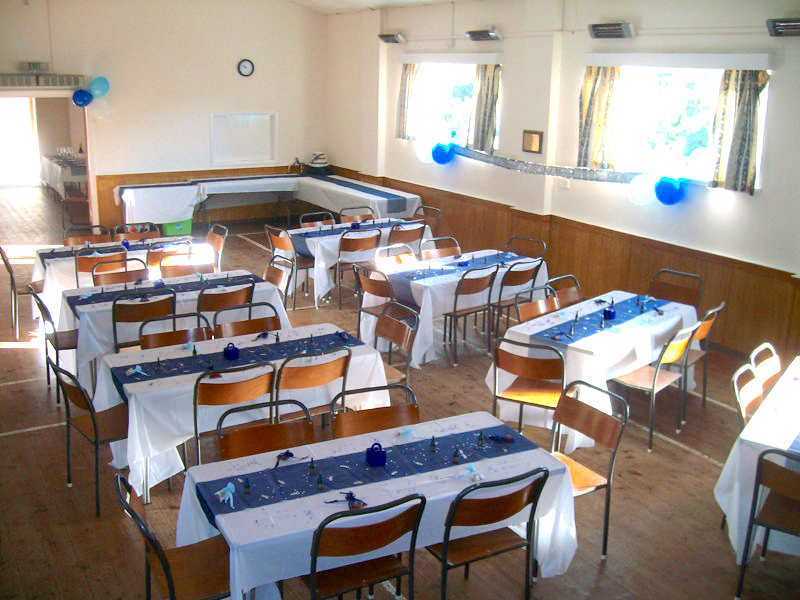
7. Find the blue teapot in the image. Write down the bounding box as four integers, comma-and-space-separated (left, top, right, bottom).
223, 343, 239, 360
365, 442, 387, 467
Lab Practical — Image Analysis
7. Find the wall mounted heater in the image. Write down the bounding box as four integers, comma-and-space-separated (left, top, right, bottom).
588, 22, 635, 39
466, 28, 502, 41
378, 32, 406, 43
766, 18, 800, 36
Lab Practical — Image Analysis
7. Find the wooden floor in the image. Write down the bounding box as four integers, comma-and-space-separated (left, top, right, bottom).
0, 186, 797, 599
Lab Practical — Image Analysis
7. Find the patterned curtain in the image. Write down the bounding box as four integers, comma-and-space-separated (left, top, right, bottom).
395, 63, 420, 139
711, 70, 769, 195
469, 64, 502, 153
577, 66, 620, 169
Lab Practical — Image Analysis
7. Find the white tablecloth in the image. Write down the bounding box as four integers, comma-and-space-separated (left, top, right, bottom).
485, 291, 697, 453
361, 250, 547, 367
58, 269, 287, 390
40, 155, 86, 199
93, 322, 389, 497
117, 183, 200, 224
177, 411, 576, 599
298, 176, 421, 219
714, 356, 800, 564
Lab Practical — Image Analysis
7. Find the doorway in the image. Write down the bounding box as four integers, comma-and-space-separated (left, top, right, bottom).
0, 97, 40, 186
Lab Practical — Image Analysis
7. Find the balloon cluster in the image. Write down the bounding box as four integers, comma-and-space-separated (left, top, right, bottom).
629, 175, 699, 206
71, 76, 110, 107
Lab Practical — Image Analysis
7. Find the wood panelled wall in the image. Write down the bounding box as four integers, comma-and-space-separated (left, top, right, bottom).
92, 166, 799, 357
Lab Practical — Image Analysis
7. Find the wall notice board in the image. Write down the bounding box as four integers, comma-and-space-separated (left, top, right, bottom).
210, 112, 278, 166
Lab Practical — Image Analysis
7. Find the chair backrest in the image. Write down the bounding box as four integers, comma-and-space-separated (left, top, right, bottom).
453, 264, 499, 311
354, 265, 393, 301
388, 221, 425, 247
330, 384, 418, 438
0, 245, 17, 289
299, 211, 335, 228
213, 301, 281, 338
265, 224, 296, 254
691, 301, 726, 349
552, 380, 629, 453
275, 347, 351, 400
113, 222, 160, 235
749, 342, 781, 394
309, 494, 426, 588
753, 449, 800, 508
546, 274, 583, 308
493, 260, 542, 303
160, 262, 215, 278
91, 257, 149, 286
654, 322, 700, 370
75, 250, 127, 287
63, 225, 111, 246
216, 399, 315, 460
114, 475, 178, 600
48, 358, 96, 427
339, 206, 376, 223
206, 224, 228, 270
443, 467, 548, 543
375, 243, 416, 264
263, 254, 293, 300
139, 312, 212, 350
194, 362, 275, 464
515, 292, 560, 323
648, 268, 703, 308
494, 338, 565, 385
146, 241, 193, 268
420, 236, 460, 261
731, 363, 764, 430
197, 278, 255, 313
412, 204, 441, 236
505, 236, 547, 260
339, 229, 381, 254
112, 289, 177, 351
376, 302, 418, 354
28, 286, 55, 332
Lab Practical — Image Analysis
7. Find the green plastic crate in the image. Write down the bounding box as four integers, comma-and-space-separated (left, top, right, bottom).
162, 218, 193, 236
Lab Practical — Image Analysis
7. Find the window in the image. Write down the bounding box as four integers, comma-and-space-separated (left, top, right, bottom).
397, 62, 502, 153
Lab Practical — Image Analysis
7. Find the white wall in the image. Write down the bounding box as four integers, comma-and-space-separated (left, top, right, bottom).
326, 0, 800, 273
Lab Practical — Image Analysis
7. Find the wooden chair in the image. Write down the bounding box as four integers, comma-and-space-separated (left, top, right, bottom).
443, 264, 499, 366
678, 301, 725, 422
146, 240, 193, 268
263, 254, 293, 302
354, 265, 419, 340
304, 494, 426, 600
299, 210, 335, 228
50, 360, 128, 517
611, 322, 700, 451
1, 244, 43, 339
113, 475, 230, 600
505, 235, 547, 260
29, 286, 78, 405
546, 274, 583, 308
160, 261, 216, 278
335, 229, 381, 308
275, 347, 351, 420
735, 449, 800, 600
216, 399, 316, 461
330, 383, 419, 438
426, 467, 549, 600
193, 362, 274, 464
196, 277, 255, 313
265, 224, 314, 310
91, 257, 149, 286
112, 222, 161, 241
339, 206, 376, 223
550, 380, 629, 559
411, 204, 441, 236
112, 289, 177, 352
75, 249, 126, 287
213, 301, 281, 338
388, 221, 426, 254
648, 268, 703, 309
63, 224, 111, 246
374, 301, 419, 385
750, 342, 782, 396
139, 312, 212, 350
492, 338, 565, 432
732, 363, 764, 431
206, 223, 228, 271
420, 236, 461, 261
515, 292, 560, 324
490, 260, 543, 344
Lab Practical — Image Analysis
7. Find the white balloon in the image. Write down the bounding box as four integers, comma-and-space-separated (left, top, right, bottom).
92, 97, 112, 120
628, 174, 657, 206
414, 137, 435, 164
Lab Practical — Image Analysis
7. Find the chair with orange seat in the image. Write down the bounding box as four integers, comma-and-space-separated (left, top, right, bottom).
299, 211, 335, 228
335, 228, 381, 308
546, 274, 583, 308
339, 206, 376, 223
1, 244, 43, 339
420, 236, 461, 261
489, 259, 543, 344
262, 254, 293, 303
112, 288, 177, 352
550, 380, 629, 560
388, 221, 426, 255
29, 285, 78, 404
492, 338, 565, 433
750, 342, 782, 396
91, 257, 149, 287
329, 383, 419, 438
160, 261, 216, 278
213, 301, 282, 338
146, 240, 193, 268
63, 224, 111, 246
353, 265, 419, 340
196, 277, 256, 314
374, 301, 419, 386
205, 223, 228, 271
139, 312, 212, 350
114, 474, 230, 600
732, 363, 764, 430
677, 301, 725, 423
275, 347, 351, 421
265, 224, 314, 310
112, 222, 161, 241
648, 268, 703, 310
505, 235, 547, 260
515, 292, 560, 324
444, 264, 499, 366
75, 248, 127, 287
411, 204, 441, 236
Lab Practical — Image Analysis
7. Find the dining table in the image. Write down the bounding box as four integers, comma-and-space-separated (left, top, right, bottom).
176, 410, 577, 600
361, 249, 548, 367
57, 269, 289, 391
714, 355, 800, 564
93, 322, 390, 500
485, 290, 698, 452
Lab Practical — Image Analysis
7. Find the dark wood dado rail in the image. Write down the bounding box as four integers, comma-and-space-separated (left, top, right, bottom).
94, 165, 798, 357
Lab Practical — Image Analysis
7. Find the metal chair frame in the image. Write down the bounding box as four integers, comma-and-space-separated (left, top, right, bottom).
648, 268, 704, 309
412, 204, 441, 236
90, 257, 149, 287
505, 235, 547, 260
335, 228, 381, 308
111, 288, 177, 352
299, 211, 335, 228
265, 224, 313, 310
212, 301, 281, 338
339, 206, 376, 223
138, 312, 212, 349
206, 223, 229, 271
420, 236, 461, 261
443, 264, 499, 366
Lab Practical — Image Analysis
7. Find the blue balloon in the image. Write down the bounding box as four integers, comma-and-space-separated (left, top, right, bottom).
89, 76, 110, 99
655, 177, 684, 205
432, 143, 455, 165
72, 89, 93, 107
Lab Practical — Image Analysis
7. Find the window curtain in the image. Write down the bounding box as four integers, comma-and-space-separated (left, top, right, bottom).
577, 66, 620, 169
469, 64, 502, 153
395, 63, 419, 139
711, 69, 769, 195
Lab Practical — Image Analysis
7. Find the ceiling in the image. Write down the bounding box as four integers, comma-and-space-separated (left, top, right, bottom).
291, 0, 452, 15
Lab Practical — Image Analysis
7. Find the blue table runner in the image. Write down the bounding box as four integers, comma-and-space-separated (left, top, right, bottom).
532, 295, 670, 345
310, 175, 408, 213
110, 331, 362, 402
41, 239, 191, 265
290, 220, 399, 257
195, 423, 538, 525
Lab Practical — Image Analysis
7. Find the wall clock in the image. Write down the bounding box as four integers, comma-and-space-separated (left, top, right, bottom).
237, 59, 254, 77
